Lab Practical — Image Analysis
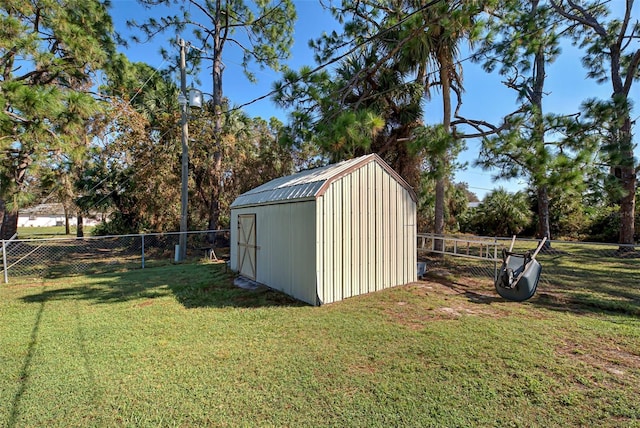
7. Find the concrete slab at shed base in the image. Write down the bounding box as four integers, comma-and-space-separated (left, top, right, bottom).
234, 276, 262, 290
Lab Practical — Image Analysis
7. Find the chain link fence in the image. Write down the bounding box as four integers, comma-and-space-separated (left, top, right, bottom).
417, 233, 640, 311
1, 230, 230, 282
417, 234, 502, 283
3, 230, 639, 313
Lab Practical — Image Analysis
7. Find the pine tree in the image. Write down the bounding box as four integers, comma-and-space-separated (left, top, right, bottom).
475, 0, 598, 243
551, 0, 640, 248
0, 0, 116, 238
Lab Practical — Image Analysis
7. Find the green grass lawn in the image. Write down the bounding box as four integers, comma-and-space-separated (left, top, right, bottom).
1, 262, 639, 427
421, 237, 640, 316
17, 226, 94, 239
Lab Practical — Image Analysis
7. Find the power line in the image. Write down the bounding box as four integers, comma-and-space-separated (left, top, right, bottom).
80, 0, 623, 216
33, 56, 169, 210
230, 0, 614, 115
63, 54, 175, 213
128, 57, 167, 105
229, 0, 445, 113
85, 1, 445, 215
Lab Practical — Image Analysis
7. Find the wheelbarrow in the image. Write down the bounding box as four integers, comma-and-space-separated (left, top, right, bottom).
495, 236, 547, 302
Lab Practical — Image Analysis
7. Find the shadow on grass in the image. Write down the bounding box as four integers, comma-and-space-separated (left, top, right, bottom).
20, 262, 305, 309
422, 268, 638, 318
20, 281, 172, 305
421, 248, 640, 317
531, 289, 640, 317
534, 254, 640, 316
8, 288, 46, 428
430, 276, 504, 305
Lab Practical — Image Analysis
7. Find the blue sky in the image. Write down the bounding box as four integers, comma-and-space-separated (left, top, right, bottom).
110, 0, 638, 200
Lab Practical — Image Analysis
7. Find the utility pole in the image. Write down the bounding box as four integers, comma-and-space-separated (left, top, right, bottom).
178, 38, 189, 262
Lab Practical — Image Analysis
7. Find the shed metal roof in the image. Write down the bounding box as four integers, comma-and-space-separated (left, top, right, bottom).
231, 154, 417, 208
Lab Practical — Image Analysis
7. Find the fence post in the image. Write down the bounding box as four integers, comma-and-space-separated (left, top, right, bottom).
141, 233, 145, 269
2, 239, 7, 284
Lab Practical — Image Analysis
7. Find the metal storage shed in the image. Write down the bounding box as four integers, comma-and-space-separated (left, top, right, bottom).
229, 154, 417, 305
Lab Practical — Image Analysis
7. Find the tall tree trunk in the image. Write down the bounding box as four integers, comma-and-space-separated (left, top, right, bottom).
618, 168, 636, 246
434, 52, 452, 252
550, 0, 637, 248
618, 115, 636, 248
77, 211, 84, 238
1, 210, 18, 240
610, 53, 635, 249
434, 178, 445, 249
208, 5, 224, 245
606, 11, 635, 249
1, 150, 33, 239
537, 185, 551, 247
63, 204, 70, 235
530, 20, 551, 247
207, 168, 221, 235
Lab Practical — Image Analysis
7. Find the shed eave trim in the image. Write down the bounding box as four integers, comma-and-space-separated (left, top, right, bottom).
230, 196, 316, 209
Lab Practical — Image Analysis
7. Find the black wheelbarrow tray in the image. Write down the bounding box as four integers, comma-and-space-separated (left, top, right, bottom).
495, 236, 547, 302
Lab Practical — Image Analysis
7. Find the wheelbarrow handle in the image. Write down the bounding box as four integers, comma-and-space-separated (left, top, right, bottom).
531, 237, 548, 260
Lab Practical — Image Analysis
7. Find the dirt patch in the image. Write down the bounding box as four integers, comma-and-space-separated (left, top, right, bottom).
383, 278, 522, 327
347, 361, 380, 376
135, 299, 155, 308
557, 338, 640, 383
437, 306, 479, 318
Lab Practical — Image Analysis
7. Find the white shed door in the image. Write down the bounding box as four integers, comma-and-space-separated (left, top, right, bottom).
237, 214, 257, 279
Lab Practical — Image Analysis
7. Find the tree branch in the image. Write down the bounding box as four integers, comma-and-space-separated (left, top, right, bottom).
616, 0, 634, 49
4, 110, 29, 123
549, 0, 607, 37
452, 106, 526, 139
623, 49, 640, 95
188, 0, 216, 23
250, 0, 287, 28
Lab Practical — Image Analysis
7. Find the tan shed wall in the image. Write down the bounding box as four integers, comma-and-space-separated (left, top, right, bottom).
316, 162, 417, 305
230, 201, 318, 305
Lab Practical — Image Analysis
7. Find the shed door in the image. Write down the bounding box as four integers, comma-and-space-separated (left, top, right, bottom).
237, 214, 257, 279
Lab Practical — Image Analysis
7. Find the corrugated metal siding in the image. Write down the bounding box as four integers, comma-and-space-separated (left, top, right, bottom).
343, 173, 353, 299
231, 202, 317, 305
383, 169, 390, 289
404, 188, 417, 281
315, 195, 324, 303
262, 202, 317, 305
351, 167, 360, 296
333, 179, 343, 302
316, 160, 416, 304
366, 163, 375, 293
230, 210, 238, 271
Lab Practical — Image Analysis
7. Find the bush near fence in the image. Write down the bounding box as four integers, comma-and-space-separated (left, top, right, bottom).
1, 230, 230, 282
418, 234, 640, 315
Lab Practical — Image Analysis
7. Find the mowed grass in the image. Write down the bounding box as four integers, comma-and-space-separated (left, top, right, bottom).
1, 262, 639, 427
17, 226, 94, 239
424, 238, 640, 316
